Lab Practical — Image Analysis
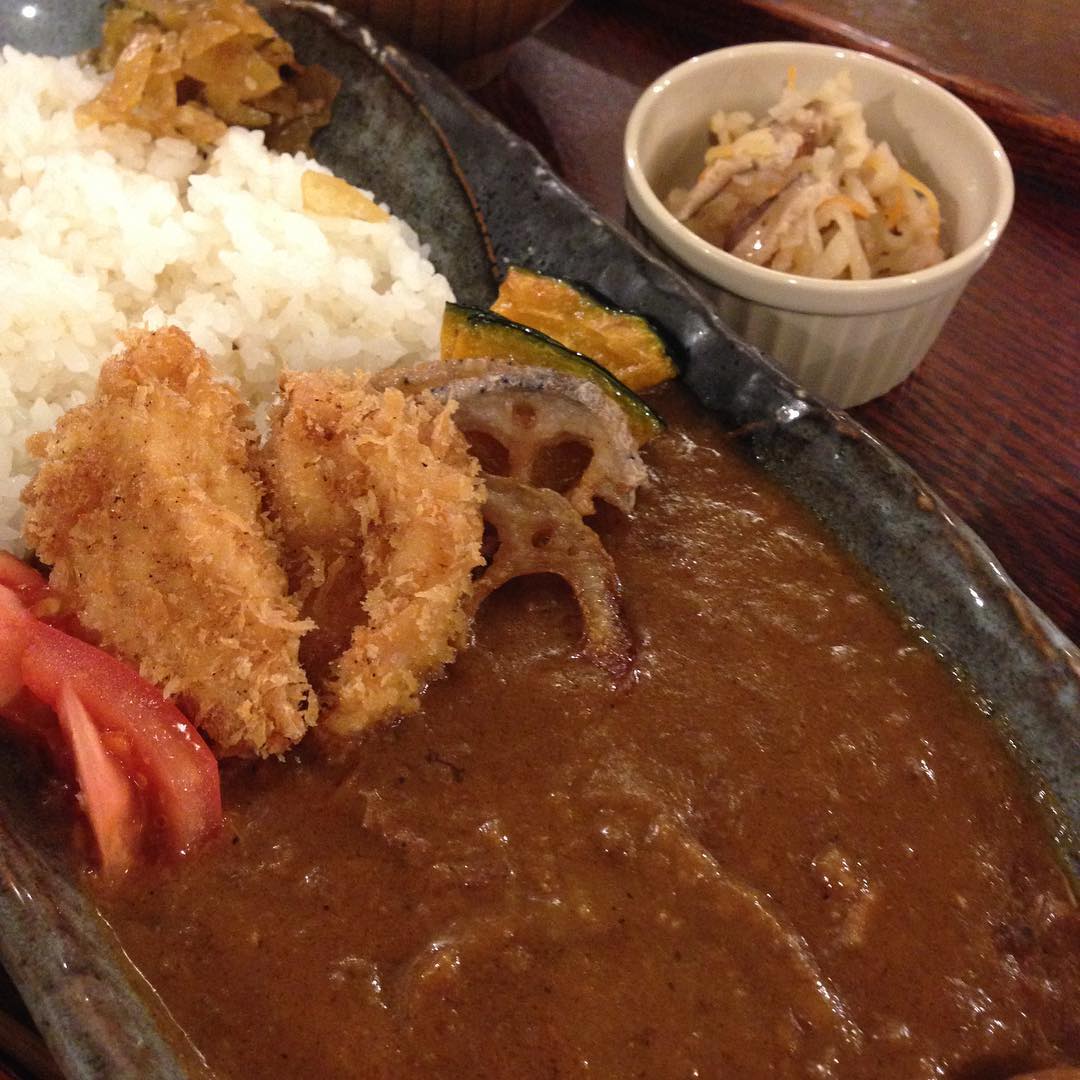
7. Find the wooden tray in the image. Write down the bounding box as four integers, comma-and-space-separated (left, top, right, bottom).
630, 0, 1080, 189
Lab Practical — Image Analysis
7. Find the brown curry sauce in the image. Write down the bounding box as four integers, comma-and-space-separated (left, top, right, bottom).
100, 386, 1079, 1079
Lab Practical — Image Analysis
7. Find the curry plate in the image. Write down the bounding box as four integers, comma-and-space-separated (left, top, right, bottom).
0, 2, 1076, 1076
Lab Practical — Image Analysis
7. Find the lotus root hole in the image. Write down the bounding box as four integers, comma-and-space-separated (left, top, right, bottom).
530, 439, 593, 495
464, 429, 510, 475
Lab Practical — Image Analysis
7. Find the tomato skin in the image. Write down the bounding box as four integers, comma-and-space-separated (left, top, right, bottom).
0, 574, 222, 874
20, 625, 222, 858
0, 554, 81, 634
0, 590, 32, 706
0, 552, 50, 604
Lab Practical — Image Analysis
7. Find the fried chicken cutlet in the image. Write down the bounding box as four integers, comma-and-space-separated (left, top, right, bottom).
263, 370, 484, 736
22, 328, 315, 757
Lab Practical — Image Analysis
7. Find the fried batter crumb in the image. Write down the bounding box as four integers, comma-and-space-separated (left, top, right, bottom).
22, 327, 316, 757
264, 369, 485, 736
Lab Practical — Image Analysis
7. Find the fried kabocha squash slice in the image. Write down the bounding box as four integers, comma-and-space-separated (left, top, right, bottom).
440, 304, 664, 445
491, 266, 679, 393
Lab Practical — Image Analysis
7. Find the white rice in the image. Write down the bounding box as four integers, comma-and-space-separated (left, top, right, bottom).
0, 47, 454, 551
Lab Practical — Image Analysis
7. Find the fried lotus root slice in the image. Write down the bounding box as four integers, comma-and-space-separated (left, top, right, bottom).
476, 477, 633, 677
263, 370, 485, 737
376, 359, 647, 517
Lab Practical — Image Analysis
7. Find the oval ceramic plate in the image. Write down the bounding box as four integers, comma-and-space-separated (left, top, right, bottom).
0, 3, 1076, 1077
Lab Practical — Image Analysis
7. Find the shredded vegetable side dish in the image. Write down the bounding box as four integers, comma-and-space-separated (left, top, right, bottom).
666, 70, 947, 279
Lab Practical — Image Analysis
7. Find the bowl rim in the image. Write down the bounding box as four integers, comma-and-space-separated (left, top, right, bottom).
623, 41, 1015, 315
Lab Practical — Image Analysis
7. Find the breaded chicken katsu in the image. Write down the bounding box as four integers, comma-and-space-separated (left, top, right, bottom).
22, 328, 487, 755
22, 328, 316, 757
20, 327, 628, 760
263, 370, 485, 735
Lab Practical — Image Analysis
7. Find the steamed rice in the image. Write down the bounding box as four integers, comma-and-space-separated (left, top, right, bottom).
0, 47, 454, 550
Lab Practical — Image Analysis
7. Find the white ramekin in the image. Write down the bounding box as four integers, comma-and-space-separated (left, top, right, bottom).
623, 42, 1014, 408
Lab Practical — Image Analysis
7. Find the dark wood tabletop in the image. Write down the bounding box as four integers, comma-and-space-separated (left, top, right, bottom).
476, 0, 1080, 648
1, 1, 1077, 1076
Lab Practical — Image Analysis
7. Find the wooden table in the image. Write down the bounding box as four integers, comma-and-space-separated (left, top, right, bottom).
475, 0, 1080, 647
2, 2, 1077, 1076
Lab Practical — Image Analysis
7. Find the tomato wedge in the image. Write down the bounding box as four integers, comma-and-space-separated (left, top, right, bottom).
0, 551, 50, 604
0, 583, 37, 707
0, 568, 221, 876
56, 683, 141, 877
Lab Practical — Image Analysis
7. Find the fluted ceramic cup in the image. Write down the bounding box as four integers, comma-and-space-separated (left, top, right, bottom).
623, 42, 1014, 408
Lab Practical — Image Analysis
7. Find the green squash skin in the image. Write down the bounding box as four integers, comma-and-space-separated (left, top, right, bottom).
441, 303, 666, 441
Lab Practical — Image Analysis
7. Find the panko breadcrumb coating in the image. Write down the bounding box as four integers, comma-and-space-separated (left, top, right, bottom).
264, 369, 485, 736
21, 328, 316, 757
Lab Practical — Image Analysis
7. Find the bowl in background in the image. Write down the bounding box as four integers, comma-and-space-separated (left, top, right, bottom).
335, 0, 571, 86
623, 42, 1015, 408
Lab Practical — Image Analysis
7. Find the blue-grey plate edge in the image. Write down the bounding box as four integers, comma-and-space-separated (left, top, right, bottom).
0, 2, 1076, 1077
290, 1, 1077, 829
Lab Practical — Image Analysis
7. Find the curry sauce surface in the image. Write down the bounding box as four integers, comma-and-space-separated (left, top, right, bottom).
102, 387, 1078, 1079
